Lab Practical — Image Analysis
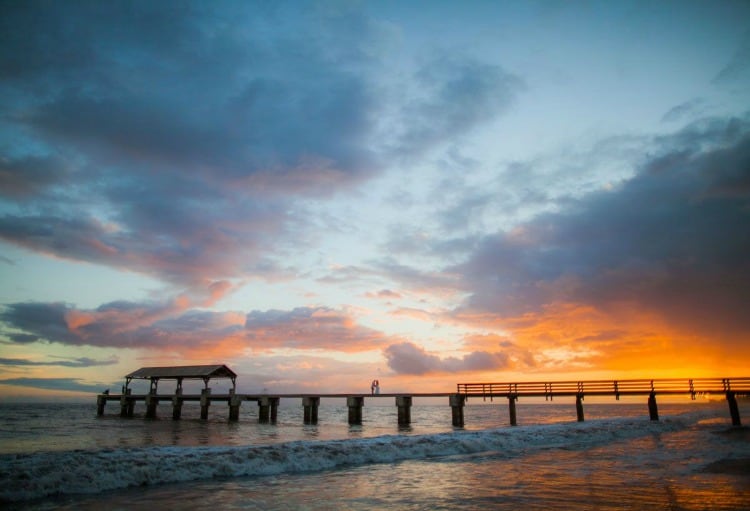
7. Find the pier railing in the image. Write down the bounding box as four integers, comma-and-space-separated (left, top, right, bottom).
456, 377, 750, 400
456, 377, 749, 426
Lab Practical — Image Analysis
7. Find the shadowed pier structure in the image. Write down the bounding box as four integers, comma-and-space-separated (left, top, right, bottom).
97, 370, 749, 428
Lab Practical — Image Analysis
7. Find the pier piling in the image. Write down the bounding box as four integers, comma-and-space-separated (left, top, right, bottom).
303, 396, 320, 424
727, 392, 741, 426
396, 396, 412, 426
508, 395, 517, 426
200, 388, 211, 419
172, 395, 183, 420
258, 396, 279, 423
648, 392, 659, 421
450, 394, 465, 427
228, 394, 242, 421
145, 393, 158, 419
575, 394, 584, 422
347, 396, 364, 425
119, 390, 132, 417
270, 397, 279, 423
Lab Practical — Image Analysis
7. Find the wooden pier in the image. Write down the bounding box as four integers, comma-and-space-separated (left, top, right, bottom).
96, 369, 748, 428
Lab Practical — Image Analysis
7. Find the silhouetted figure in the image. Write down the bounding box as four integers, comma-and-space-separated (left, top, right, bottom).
103, 389, 109, 395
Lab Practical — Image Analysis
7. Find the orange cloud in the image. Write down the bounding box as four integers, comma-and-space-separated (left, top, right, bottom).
452, 301, 750, 379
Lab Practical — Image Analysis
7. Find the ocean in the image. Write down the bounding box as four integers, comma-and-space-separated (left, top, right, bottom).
0, 397, 748, 510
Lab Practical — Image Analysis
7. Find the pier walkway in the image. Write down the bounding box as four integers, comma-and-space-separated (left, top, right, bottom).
97, 377, 749, 427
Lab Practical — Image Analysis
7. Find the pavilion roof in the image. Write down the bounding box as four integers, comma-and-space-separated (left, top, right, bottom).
125, 364, 237, 380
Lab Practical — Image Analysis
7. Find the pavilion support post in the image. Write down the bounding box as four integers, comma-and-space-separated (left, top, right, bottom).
303, 396, 320, 425
508, 395, 518, 426
576, 394, 585, 422
648, 392, 659, 421
200, 388, 211, 420
347, 396, 364, 425
450, 394, 465, 427
145, 393, 158, 419
228, 394, 242, 421
396, 396, 412, 426
727, 392, 742, 426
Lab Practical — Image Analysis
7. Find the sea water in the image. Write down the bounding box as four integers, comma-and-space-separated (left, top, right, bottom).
0, 398, 748, 510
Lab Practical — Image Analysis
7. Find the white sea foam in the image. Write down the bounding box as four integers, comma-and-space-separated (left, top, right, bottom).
0, 415, 691, 503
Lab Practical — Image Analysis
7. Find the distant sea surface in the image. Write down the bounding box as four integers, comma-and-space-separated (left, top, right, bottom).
1, 398, 748, 510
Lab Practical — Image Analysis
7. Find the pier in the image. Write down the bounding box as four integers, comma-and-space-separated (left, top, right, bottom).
96, 368, 748, 428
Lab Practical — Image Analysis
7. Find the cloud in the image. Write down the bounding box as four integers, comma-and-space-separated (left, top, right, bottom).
0, 155, 72, 199
0, 298, 390, 355
0, 2, 389, 289
0, 1, 527, 295
0, 378, 109, 393
661, 99, 709, 124
244, 307, 391, 352
0, 299, 242, 350
713, 30, 750, 84
384, 341, 510, 375
449, 115, 750, 359
388, 54, 524, 157
0, 356, 118, 368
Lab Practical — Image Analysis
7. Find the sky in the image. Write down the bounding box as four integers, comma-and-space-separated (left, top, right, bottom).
1, 0, 749, 399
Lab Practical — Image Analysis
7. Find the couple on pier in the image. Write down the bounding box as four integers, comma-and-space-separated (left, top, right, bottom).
370, 379, 380, 395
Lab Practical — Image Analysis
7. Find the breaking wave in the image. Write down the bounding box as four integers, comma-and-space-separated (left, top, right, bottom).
0, 415, 690, 503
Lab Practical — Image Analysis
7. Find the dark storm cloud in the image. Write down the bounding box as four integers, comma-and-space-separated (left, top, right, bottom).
454, 115, 750, 341
384, 341, 510, 375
